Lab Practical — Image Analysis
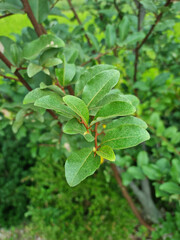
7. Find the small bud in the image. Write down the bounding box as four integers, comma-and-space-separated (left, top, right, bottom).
102, 124, 106, 129
83, 131, 88, 136
100, 156, 104, 164
93, 147, 96, 152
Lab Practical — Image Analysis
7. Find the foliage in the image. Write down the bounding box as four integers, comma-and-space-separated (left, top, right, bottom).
0, 0, 180, 238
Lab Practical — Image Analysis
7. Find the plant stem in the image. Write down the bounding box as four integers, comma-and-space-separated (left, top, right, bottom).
0, 13, 13, 19
113, 0, 122, 19
66, 0, 92, 46
21, 0, 46, 37
94, 122, 99, 150
0, 74, 19, 81
111, 163, 154, 231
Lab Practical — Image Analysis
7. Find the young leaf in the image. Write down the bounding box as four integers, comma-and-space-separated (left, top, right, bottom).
63, 95, 89, 125
96, 145, 115, 161
63, 118, 86, 135
34, 95, 75, 118
23, 35, 65, 60
82, 69, 120, 108
56, 60, 76, 86
12, 109, 26, 133
86, 32, 100, 52
75, 64, 116, 96
43, 58, 62, 68
27, 63, 43, 78
106, 116, 148, 131
65, 148, 100, 187
159, 182, 180, 195
102, 125, 150, 149
105, 24, 116, 48
63, 47, 79, 63
91, 101, 136, 124
83, 131, 94, 142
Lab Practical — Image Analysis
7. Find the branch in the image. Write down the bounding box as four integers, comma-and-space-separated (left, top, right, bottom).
0, 13, 13, 19
137, 0, 172, 51
0, 73, 19, 81
21, 0, 46, 37
111, 163, 154, 231
0, 52, 62, 128
114, 0, 122, 19
67, 0, 92, 47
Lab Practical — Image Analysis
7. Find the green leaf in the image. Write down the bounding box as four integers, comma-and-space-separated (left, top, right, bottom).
127, 166, 145, 180
40, 82, 65, 96
63, 47, 79, 63
27, 63, 43, 78
0, 2, 22, 14
83, 131, 94, 142
156, 158, 171, 174
43, 58, 62, 68
56, 60, 76, 86
142, 165, 162, 180
12, 109, 26, 133
10, 43, 22, 66
160, 182, 180, 195
82, 69, 120, 108
106, 116, 148, 132
102, 125, 150, 149
123, 94, 140, 108
170, 159, 180, 184
34, 95, 75, 118
119, 16, 130, 41
137, 151, 149, 166
29, 0, 49, 23
122, 32, 145, 46
122, 172, 133, 186
63, 95, 89, 125
65, 148, 100, 187
86, 32, 100, 52
92, 100, 136, 124
105, 24, 116, 48
23, 88, 53, 104
139, 0, 157, 13
63, 118, 86, 135
23, 35, 65, 60
96, 145, 115, 161
75, 64, 116, 96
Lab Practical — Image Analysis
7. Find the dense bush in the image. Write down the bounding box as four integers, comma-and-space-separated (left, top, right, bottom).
0, 0, 180, 239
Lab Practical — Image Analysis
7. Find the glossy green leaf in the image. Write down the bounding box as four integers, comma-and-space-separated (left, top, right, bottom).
63, 95, 89, 125
63, 118, 86, 135
65, 148, 100, 187
27, 63, 43, 78
123, 94, 140, 108
142, 165, 162, 180
127, 166, 145, 180
23, 35, 65, 60
137, 151, 149, 166
34, 95, 75, 118
170, 159, 180, 184
102, 125, 150, 149
106, 116, 148, 132
75, 64, 116, 96
105, 24, 116, 48
92, 101, 136, 124
63, 47, 79, 63
56, 60, 76, 86
96, 145, 115, 161
160, 182, 180, 195
82, 69, 120, 108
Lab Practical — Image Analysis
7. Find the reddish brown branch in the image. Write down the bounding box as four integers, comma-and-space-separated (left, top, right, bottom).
111, 163, 154, 231
94, 122, 99, 150
67, 85, 74, 95
137, 0, 171, 51
21, 0, 46, 37
67, 0, 92, 46
0, 13, 13, 19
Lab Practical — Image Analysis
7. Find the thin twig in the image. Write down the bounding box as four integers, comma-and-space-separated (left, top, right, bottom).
137, 0, 172, 51
21, 0, 46, 36
0, 73, 19, 81
0, 13, 13, 19
66, 0, 92, 46
113, 0, 122, 19
111, 163, 154, 231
